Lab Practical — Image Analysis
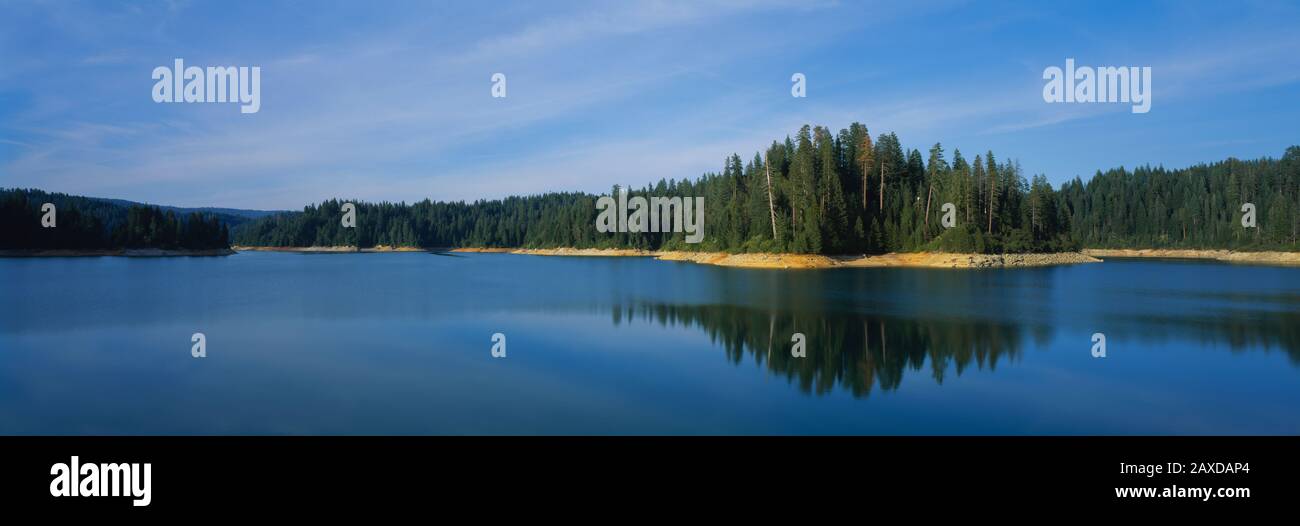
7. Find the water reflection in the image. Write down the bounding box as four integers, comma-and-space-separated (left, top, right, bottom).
3, 254, 1300, 434
612, 296, 1300, 397
613, 302, 1027, 397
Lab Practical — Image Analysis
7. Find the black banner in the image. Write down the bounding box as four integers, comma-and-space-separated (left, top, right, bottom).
1, 436, 1289, 515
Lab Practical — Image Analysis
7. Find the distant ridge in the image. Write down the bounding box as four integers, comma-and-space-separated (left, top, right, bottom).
0, 189, 287, 229
1, 188, 238, 252
88, 197, 286, 221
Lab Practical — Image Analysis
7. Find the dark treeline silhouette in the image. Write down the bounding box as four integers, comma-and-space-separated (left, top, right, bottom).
232, 124, 1300, 254
1, 188, 230, 250
611, 300, 1300, 397
233, 194, 600, 249
613, 302, 1028, 397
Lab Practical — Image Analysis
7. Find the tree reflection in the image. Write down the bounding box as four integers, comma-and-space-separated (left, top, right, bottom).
611, 300, 1300, 397
613, 302, 1027, 397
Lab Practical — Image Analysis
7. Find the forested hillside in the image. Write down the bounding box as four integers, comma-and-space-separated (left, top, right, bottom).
1, 189, 231, 250
1062, 151, 1300, 249
233, 123, 1078, 253
232, 124, 1300, 254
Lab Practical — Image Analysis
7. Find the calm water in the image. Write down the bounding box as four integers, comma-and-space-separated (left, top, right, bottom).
2, 252, 1298, 435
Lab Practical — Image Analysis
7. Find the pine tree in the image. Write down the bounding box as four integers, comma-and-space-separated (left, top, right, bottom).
986, 151, 999, 236
856, 127, 874, 214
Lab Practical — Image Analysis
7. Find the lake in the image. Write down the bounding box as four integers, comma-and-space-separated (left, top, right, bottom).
2, 252, 1298, 435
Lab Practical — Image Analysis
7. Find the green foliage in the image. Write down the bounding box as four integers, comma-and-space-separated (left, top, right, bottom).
14, 129, 1297, 256
0, 189, 229, 250
231, 123, 1095, 254
1060, 145, 1300, 250
228, 129, 1300, 255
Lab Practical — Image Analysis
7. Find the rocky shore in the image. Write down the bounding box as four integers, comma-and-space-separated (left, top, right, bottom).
232, 245, 425, 253
1083, 249, 1300, 266
450, 247, 1101, 269
237, 245, 1300, 269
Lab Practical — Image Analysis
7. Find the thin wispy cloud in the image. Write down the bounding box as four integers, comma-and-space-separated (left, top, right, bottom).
1, 0, 1297, 209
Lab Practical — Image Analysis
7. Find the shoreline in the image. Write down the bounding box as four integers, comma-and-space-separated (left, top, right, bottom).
456, 247, 1102, 269
1083, 249, 1300, 266
232, 245, 426, 253
242, 245, 1098, 268
0, 248, 235, 257
226, 245, 1300, 269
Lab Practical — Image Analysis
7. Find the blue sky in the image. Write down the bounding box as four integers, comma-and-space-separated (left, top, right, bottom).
1, 0, 1298, 210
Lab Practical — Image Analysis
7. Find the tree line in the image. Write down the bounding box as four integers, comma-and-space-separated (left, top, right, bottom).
233, 123, 1078, 253
1062, 147, 1300, 249
1, 188, 230, 250
9, 123, 1299, 254
232, 124, 1300, 254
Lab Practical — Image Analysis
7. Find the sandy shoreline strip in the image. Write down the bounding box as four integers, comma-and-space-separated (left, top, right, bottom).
235, 245, 1100, 269
454, 247, 1101, 269
1083, 249, 1300, 266
14, 245, 1295, 267
232, 245, 426, 253
234, 245, 1300, 268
